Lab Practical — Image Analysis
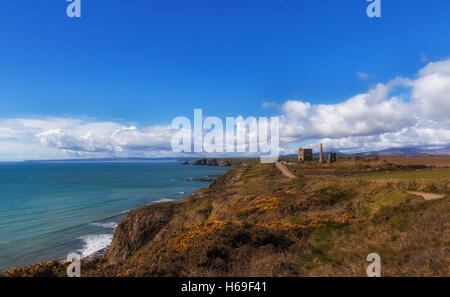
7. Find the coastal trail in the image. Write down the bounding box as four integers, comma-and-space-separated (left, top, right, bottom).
407, 191, 446, 201
275, 161, 297, 179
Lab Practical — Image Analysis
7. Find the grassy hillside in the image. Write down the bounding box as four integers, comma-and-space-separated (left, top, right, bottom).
2, 157, 449, 277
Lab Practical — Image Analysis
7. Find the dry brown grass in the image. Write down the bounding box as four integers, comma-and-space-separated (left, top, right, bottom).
381, 156, 450, 167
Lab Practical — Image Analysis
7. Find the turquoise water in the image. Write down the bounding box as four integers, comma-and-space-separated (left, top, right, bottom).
0, 161, 227, 271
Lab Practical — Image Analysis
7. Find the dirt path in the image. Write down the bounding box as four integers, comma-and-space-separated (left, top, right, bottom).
407, 191, 446, 200
275, 162, 297, 178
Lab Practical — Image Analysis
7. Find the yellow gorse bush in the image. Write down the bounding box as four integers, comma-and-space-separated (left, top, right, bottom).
239, 196, 282, 213
303, 212, 364, 228
171, 220, 308, 251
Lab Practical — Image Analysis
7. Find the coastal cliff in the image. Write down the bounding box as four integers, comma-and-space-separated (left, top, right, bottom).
188, 158, 256, 167
2, 157, 450, 277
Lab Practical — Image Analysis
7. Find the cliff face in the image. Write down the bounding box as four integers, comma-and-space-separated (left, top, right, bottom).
2, 157, 450, 277
106, 165, 250, 266
106, 202, 177, 262
191, 158, 255, 167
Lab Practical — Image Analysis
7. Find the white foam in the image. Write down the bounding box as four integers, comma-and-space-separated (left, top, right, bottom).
146, 198, 175, 205
78, 233, 113, 258
90, 222, 118, 229
155, 198, 175, 203
177, 192, 185, 195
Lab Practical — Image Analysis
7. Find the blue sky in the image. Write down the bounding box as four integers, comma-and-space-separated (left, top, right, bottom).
0, 0, 449, 160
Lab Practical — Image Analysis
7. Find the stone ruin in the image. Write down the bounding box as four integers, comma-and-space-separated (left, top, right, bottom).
298, 144, 337, 164
298, 147, 313, 163
327, 152, 337, 163
319, 143, 337, 163
319, 143, 324, 163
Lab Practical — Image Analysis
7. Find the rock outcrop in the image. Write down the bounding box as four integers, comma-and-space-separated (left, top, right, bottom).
106, 202, 178, 263
192, 158, 245, 167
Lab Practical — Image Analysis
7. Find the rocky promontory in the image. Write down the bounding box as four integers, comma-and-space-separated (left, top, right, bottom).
191, 158, 255, 167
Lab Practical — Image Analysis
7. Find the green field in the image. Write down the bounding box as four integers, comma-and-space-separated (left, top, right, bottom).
359, 167, 450, 180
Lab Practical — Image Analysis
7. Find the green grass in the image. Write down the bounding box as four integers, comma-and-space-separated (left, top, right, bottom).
358, 189, 422, 218
358, 167, 450, 180
319, 185, 357, 203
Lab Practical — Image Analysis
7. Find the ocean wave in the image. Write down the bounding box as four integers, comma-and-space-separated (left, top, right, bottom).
78, 233, 113, 258
155, 198, 175, 203
177, 192, 185, 195
90, 222, 118, 229
40, 210, 131, 237
146, 198, 175, 205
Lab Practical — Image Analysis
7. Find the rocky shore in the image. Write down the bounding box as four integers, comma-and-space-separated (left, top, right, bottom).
183, 158, 257, 167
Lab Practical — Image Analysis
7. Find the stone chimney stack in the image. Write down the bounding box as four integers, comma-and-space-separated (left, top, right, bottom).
319, 143, 323, 163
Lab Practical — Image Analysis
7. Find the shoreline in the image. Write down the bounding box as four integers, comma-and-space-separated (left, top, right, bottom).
0, 162, 230, 273
83, 164, 235, 259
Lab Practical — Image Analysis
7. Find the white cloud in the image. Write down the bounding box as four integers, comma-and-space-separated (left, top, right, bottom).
0, 59, 449, 160
411, 59, 450, 123
0, 117, 174, 160
0, 140, 69, 161
37, 122, 173, 153
315, 121, 450, 153
280, 81, 415, 141
278, 59, 450, 152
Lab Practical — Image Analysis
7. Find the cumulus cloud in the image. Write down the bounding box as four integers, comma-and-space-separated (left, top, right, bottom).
0, 117, 174, 160
280, 80, 415, 141
315, 120, 450, 153
278, 59, 450, 152
411, 59, 450, 122
38, 123, 173, 153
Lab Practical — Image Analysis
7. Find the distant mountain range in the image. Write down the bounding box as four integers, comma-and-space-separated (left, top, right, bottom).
294, 145, 450, 158
356, 146, 450, 157
24, 146, 450, 162
309, 146, 450, 157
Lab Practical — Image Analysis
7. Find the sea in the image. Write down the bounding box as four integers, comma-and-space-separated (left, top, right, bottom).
0, 161, 227, 271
